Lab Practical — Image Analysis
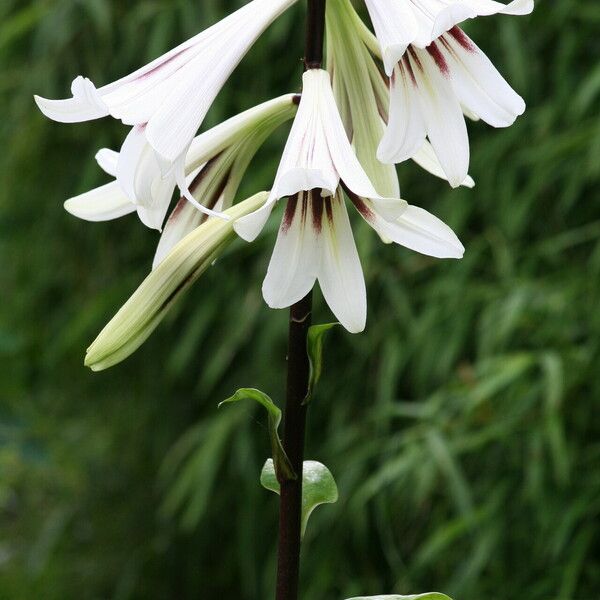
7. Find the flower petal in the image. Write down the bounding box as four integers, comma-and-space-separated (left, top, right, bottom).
377, 61, 427, 165
411, 140, 475, 188
441, 28, 525, 127
34, 76, 109, 123
95, 148, 119, 177
409, 47, 470, 187
262, 193, 320, 308
64, 182, 135, 222
145, 0, 297, 165
318, 192, 366, 334
350, 193, 464, 259
363, 0, 419, 74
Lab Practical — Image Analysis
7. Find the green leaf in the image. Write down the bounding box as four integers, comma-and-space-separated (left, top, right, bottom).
345, 594, 452, 600
219, 389, 295, 481
304, 323, 338, 404
260, 459, 338, 537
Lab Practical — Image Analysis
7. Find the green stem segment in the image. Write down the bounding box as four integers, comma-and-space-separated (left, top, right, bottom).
275, 1, 325, 598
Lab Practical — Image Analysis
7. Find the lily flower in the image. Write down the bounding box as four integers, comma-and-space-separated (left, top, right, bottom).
327, 0, 474, 190
65, 94, 298, 266
34, 0, 298, 194
363, 0, 534, 76
378, 27, 526, 187
234, 69, 464, 333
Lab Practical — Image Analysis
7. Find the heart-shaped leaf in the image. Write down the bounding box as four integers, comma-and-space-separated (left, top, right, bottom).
219, 389, 295, 481
261, 458, 338, 536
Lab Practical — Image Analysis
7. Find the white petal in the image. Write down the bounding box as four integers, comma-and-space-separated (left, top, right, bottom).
409, 47, 470, 188
34, 76, 109, 123
378, 61, 427, 164
116, 125, 150, 203
185, 93, 298, 174
353, 195, 464, 259
270, 70, 340, 200
145, 0, 297, 165
233, 198, 276, 242
411, 140, 475, 187
64, 182, 135, 222
318, 193, 366, 334
95, 148, 119, 177
262, 193, 320, 308
430, 5, 479, 40
363, 0, 419, 74
36, 0, 297, 165
441, 29, 525, 127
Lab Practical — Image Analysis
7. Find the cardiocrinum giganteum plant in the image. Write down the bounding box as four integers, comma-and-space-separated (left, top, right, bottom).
35, 0, 533, 597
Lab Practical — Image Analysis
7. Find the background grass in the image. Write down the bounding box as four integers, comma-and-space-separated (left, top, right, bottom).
1, 0, 599, 599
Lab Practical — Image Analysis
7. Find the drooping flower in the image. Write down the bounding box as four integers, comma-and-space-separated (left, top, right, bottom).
363, 0, 534, 75
326, 0, 474, 190
35, 0, 298, 205
234, 69, 464, 333
378, 27, 526, 187
65, 94, 298, 266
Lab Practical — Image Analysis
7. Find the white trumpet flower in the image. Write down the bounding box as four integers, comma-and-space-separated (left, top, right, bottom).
34, 0, 298, 188
363, 0, 534, 75
378, 27, 526, 187
327, 0, 474, 189
65, 94, 298, 264
234, 69, 464, 333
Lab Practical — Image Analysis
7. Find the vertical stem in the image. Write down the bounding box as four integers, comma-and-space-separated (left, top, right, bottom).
275, 2, 325, 598
304, 0, 326, 69
275, 290, 313, 600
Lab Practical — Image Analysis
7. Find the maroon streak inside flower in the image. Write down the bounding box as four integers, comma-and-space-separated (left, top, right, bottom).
325, 198, 334, 226
402, 58, 418, 87
282, 194, 298, 233
408, 47, 424, 73
341, 183, 375, 222
427, 42, 449, 76
448, 26, 476, 53
311, 191, 324, 232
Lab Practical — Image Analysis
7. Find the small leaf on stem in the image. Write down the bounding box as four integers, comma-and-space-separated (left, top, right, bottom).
304, 322, 338, 404
261, 458, 338, 537
219, 388, 296, 481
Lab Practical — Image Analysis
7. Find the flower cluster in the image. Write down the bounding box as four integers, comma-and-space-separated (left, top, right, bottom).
35, 0, 532, 365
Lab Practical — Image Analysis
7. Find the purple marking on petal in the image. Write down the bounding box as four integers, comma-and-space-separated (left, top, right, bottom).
282, 194, 298, 233
300, 192, 308, 222
402, 57, 418, 87
325, 199, 334, 227
311, 191, 324, 233
448, 27, 476, 53
341, 182, 375, 222
427, 42, 450, 76
408, 47, 424, 73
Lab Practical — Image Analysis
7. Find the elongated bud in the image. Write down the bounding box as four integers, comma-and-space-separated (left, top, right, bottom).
85, 192, 267, 371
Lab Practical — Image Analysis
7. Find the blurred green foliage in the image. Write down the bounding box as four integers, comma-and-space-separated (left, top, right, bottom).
1, 0, 599, 599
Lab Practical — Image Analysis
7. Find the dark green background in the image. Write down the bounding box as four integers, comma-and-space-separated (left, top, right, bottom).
1, 0, 599, 598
